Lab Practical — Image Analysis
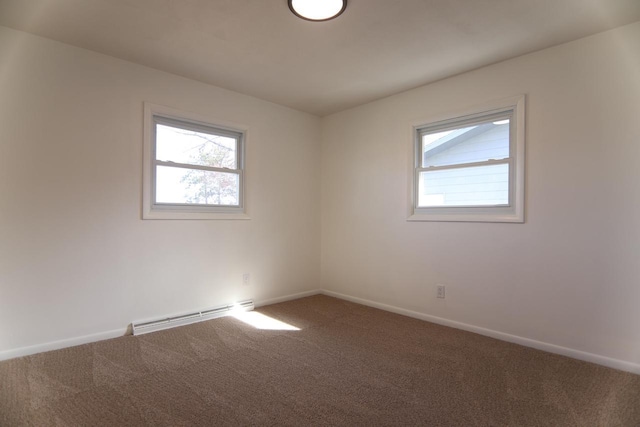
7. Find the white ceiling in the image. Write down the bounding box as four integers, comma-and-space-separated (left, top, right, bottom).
1, 0, 639, 116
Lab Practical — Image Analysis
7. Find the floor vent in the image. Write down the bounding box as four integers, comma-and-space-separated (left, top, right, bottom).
131, 300, 254, 336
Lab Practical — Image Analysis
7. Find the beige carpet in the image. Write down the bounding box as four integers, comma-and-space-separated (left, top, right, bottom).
1, 295, 639, 426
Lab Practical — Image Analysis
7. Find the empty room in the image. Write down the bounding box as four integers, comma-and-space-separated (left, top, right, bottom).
1, 0, 640, 425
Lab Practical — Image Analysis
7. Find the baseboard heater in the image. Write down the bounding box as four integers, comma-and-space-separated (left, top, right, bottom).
131, 300, 254, 336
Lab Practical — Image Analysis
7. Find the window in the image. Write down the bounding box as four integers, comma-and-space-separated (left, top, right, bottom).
409, 95, 525, 223
143, 103, 248, 219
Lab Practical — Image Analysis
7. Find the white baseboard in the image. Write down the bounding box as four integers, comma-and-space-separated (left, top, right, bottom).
3, 288, 639, 376
0, 328, 128, 362
0, 290, 321, 362
255, 289, 322, 308
321, 290, 640, 375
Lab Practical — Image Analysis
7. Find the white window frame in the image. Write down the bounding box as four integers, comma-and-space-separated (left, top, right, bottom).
408, 95, 525, 223
142, 103, 249, 220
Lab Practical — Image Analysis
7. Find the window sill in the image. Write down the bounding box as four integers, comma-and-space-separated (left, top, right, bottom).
408, 212, 523, 223
142, 209, 251, 220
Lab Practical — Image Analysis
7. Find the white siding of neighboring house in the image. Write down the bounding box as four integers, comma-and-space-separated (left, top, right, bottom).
421, 124, 510, 206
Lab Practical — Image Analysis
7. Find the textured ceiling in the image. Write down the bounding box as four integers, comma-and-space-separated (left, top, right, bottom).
1, 0, 639, 116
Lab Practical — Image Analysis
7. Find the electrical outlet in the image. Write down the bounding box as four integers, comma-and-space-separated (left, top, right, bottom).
436, 285, 445, 299
242, 273, 251, 286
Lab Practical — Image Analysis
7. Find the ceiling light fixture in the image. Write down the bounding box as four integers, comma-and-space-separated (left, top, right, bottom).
288, 0, 347, 22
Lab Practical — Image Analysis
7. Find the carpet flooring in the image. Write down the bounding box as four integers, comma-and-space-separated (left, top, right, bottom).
1, 295, 639, 426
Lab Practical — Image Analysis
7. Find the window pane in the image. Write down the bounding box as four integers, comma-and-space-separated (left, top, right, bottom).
155, 165, 239, 206
422, 120, 509, 167
419, 163, 509, 207
156, 124, 237, 169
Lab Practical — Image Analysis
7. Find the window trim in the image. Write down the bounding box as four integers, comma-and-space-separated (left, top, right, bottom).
142, 103, 249, 220
408, 95, 525, 223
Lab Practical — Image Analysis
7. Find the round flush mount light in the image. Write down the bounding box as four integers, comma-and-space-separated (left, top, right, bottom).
288, 0, 347, 22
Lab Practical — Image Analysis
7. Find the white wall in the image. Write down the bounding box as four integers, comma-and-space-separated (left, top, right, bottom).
321, 22, 640, 366
2, 20, 639, 370
0, 26, 321, 356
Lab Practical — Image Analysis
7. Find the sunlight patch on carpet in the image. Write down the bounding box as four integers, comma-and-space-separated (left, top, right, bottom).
232, 312, 300, 331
